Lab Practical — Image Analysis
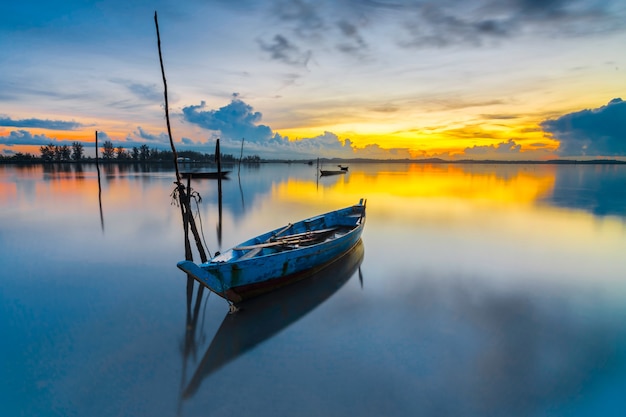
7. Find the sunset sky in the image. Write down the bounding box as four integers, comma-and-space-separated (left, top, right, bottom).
1, 0, 625, 160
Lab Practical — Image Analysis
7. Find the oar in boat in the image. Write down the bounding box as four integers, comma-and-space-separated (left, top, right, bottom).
235, 223, 294, 259
235, 227, 339, 251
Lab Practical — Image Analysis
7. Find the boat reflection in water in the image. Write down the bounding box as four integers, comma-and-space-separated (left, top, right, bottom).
181, 239, 365, 399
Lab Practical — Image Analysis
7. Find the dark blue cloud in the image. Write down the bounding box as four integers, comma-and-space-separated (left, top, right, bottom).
0, 130, 54, 146
97, 130, 174, 152
133, 126, 169, 143
542, 98, 626, 156
182, 97, 286, 144
181, 137, 197, 146
177, 96, 363, 158
0, 128, 173, 154
0, 116, 84, 130
96, 131, 111, 142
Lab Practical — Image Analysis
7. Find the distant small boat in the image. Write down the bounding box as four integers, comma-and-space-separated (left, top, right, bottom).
338, 165, 349, 171
177, 199, 366, 304
320, 170, 347, 176
181, 171, 230, 179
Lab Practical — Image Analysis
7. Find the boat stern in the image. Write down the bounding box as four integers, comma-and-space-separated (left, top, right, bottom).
177, 260, 225, 294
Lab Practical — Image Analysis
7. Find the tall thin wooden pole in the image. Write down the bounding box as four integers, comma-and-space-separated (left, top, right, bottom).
215, 138, 222, 176
95, 131, 104, 232
238, 137, 244, 176
216, 139, 223, 247
154, 11, 181, 186
154, 11, 208, 264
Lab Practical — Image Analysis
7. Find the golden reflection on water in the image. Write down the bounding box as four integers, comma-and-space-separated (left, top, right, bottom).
270, 163, 625, 289
274, 163, 556, 215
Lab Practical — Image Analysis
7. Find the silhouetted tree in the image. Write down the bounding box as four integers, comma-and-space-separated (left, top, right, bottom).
101, 140, 115, 159
131, 146, 139, 161
243, 155, 261, 163
71, 142, 84, 161
11, 152, 36, 161
154, 149, 173, 161
40, 143, 55, 162
59, 145, 71, 161
139, 144, 150, 161
53, 146, 63, 161
116, 146, 129, 160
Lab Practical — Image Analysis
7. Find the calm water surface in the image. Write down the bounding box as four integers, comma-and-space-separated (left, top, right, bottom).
2, 162, 626, 417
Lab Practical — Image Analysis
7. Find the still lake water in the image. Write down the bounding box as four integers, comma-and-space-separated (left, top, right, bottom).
2, 162, 626, 417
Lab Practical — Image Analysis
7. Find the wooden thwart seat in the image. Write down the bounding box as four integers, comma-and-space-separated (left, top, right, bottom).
236, 227, 339, 259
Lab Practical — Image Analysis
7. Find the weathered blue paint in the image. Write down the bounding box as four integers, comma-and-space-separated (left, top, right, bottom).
177, 199, 366, 303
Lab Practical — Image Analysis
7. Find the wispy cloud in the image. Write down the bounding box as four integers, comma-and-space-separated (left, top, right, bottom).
335, 20, 369, 57
480, 114, 520, 120
0, 117, 84, 130
257, 0, 626, 60
388, 0, 623, 48
258, 34, 312, 67
113, 80, 163, 103
272, 0, 325, 37
464, 139, 522, 157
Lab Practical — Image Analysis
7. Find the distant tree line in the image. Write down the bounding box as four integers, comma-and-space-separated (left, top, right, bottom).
39, 142, 85, 161
0, 141, 261, 163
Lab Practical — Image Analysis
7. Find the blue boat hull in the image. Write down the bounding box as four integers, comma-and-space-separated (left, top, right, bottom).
177, 200, 366, 303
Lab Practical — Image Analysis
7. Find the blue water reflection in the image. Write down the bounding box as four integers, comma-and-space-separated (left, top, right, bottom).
543, 164, 626, 217
1, 162, 625, 417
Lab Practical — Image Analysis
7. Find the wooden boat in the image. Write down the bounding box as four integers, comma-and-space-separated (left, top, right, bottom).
177, 199, 366, 304
320, 169, 346, 176
181, 171, 230, 179
181, 240, 364, 398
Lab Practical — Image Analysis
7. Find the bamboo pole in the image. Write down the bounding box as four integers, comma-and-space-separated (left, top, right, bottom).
238, 137, 244, 176
216, 139, 223, 246
154, 11, 208, 264
95, 131, 104, 232
154, 11, 181, 186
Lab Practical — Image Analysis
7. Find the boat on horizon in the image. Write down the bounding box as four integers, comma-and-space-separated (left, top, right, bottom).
181, 171, 230, 180
320, 169, 347, 176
